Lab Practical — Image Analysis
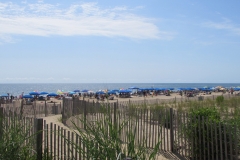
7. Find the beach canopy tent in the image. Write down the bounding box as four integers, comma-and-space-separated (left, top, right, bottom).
22, 94, 33, 98
73, 90, 80, 92
119, 90, 132, 98
119, 90, 132, 93
40, 92, 48, 95
0, 94, 9, 97
29, 92, 40, 95
47, 93, 58, 97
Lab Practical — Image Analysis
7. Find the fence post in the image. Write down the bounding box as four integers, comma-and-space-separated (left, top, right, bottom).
20, 99, 24, 119
45, 100, 48, 117
62, 97, 65, 124
114, 102, 117, 127
0, 107, 3, 141
36, 118, 43, 160
33, 100, 36, 118
170, 108, 174, 152
53, 102, 57, 115
84, 100, 87, 129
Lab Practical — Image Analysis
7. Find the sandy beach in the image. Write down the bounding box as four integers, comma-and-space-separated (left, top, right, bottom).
67, 91, 229, 103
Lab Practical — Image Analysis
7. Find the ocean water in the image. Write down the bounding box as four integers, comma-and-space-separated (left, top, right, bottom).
0, 83, 240, 96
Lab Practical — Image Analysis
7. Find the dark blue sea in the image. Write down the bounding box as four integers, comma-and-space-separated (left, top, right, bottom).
1, 83, 240, 96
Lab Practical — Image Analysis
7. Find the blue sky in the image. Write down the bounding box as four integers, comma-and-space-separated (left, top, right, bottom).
1, 0, 240, 83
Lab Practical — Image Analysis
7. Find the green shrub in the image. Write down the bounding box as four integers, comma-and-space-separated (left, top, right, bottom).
0, 117, 36, 160
216, 95, 224, 105
184, 107, 237, 159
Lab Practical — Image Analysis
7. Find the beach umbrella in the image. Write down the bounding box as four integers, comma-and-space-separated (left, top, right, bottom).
0, 94, 9, 97
40, 92, 48, 95
29, 92, 40, 95
234, 88, 240, 91
81, 89, 89, 92
111, 89, 119, 92
202, 88, 213, 92
96, 91, 105, 95
74, 90, 80, 92
139, 88, 147, 91
185, 88, 195, 91
128, 87, 139, 89
56, 90, 64, 95
107, 91, 117, 95
155, 88, 166, 91
119, 90, 132, 93
146, 88, 155, 91
22, 94, 33, 98
47, 93, 58, 97
68, 91, 76, 95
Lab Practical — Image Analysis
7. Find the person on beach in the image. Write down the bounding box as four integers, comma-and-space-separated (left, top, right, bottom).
231, 88, 234, 94
180, 90, 183, 96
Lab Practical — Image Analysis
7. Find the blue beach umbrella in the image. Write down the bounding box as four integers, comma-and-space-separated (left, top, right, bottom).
81, 89, 89, 93
234, 88, 240, 91
0, 94, 9, 97
146, 88, 155, 91
107, 91, 117, 95
202, 88, 213, 92
74, 90, 80, 92
139, 88, 147, 91
68, 91, 76, 95
29, 92, 40, 95
22, 94, 33, 98
119, 90, 132, 93
111, 89, 119, 93
96, 91, 105, 95
155, 88, 166, 91
47, 93, 58, 97
128, 86, 139, 89
40, 92, 48, 95
185, 88, 195, 91
177, 88, 186, 91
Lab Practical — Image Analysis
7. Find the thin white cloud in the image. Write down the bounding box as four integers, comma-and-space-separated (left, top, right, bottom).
0, 2, 166, 43
203, 18, 240, 36
62, 78, 70, 81
5, 77, 41, 81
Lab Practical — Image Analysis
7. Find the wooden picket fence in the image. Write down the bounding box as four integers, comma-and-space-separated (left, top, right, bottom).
62, 97, 240, 160
1, 95, 240, 160
0, 100, 62, 118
